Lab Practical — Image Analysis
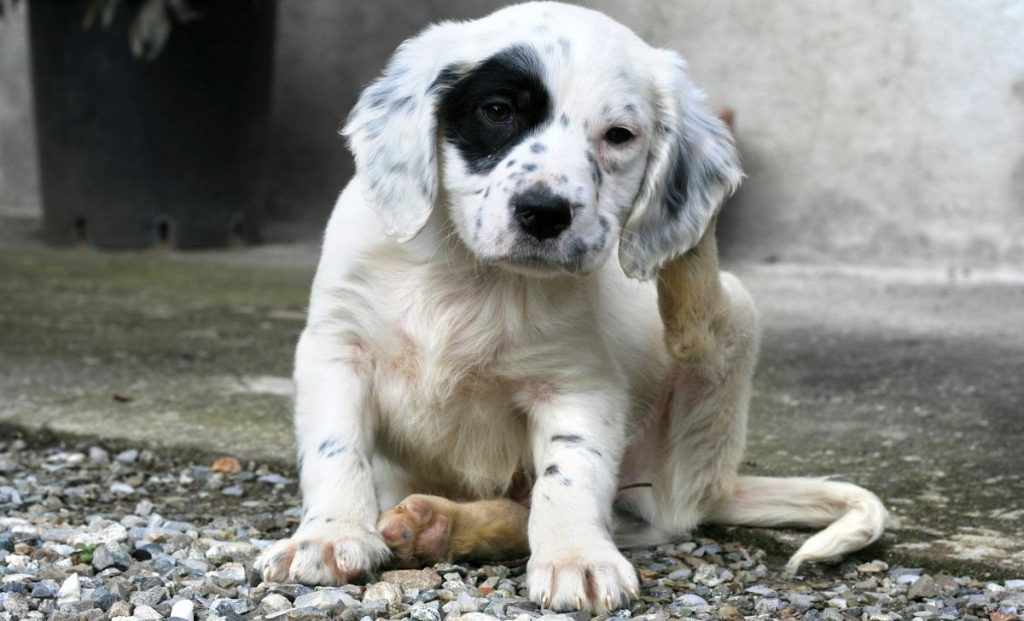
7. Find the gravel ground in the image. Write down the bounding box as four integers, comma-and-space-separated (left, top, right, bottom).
1, 437, 1021, 621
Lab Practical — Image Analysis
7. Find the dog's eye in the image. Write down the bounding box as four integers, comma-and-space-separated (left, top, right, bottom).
481, 101, 514, 124
604, 126, 635, 145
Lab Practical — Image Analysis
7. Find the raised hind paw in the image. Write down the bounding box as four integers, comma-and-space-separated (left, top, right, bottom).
376, 494, 454, 566
255, 521, 390, 585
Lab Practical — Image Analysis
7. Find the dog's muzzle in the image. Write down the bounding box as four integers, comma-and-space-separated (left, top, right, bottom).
512, 183, 572, 240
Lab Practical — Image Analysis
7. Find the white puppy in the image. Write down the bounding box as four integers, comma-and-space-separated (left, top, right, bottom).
256, 2, 886, 613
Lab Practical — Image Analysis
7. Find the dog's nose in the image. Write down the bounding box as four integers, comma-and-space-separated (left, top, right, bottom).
512, 185, 572, 240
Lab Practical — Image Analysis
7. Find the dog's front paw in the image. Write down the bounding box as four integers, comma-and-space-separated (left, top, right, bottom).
526, 540, 638, 613
255, 521, 390, 585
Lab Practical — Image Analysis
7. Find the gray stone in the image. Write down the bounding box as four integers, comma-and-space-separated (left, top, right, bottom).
134, 605, 163, 620
213, 563, 247, 588
908, 575, 938, 600
674, 593, 709, 608
129, 587, 169, 608
293, 588, 360, 611
746, 585, 777, 597
30, 581, 58, 599
408, 602, 442, 621
381, 569, 443, 591
363, 582, 401, 608
260, 594, 292, 614
169, 600, 194, 621
692, 564, 721, 587
57, 574, 81, 605
754, 598, 782, 615
93, 543, 132, 572
115, 450, 139, 463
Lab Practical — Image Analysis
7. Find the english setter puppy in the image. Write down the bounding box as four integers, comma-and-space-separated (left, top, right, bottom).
256, 2, 886, 613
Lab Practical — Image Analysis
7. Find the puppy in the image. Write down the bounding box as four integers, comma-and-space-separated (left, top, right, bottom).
256, 2, 886, 613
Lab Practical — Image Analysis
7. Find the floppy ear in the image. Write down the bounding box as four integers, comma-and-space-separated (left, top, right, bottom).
618, 50, 743, 280
341, 26, 460, 242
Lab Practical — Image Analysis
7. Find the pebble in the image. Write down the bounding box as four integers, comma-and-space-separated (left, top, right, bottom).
364, 581, 402, 607
382, 568, 444, 591
293, 588, 360, 610
0, 441, 1021, 621
56, 573, 80, 605
675, 593, 709, 607
109, 601, 132, 617
116, 449, 139, 463
908, 574, 939, 600
213, 562, 248, 588
745, 584, 777, 597
134, 604, 164, 620
260, 593, 293, 614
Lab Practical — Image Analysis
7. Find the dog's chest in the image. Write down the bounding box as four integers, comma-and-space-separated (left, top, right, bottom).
364, 269, 548, 493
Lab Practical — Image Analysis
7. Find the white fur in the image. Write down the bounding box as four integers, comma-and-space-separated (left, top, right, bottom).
256, 2, 886, 612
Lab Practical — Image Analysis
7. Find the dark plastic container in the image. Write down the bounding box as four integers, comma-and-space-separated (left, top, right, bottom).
29, 0, 275, 249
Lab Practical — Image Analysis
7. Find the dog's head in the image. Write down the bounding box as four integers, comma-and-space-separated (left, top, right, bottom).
343, 2, 741, 280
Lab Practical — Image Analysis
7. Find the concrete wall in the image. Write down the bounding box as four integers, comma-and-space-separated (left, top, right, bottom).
3, 1, 1022, 267
584, 0, 1024, 266
265, 0, 507, 239
0, 6, 39, 216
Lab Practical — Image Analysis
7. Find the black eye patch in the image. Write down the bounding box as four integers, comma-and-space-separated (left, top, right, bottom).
438, 45, 551, 175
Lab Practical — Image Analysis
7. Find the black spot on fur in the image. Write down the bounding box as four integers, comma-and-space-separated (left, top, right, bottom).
318, 437, 346, 459
624, 103, 637, 115
557, 38, 571, 56
439, 45, 552, 174
543, 463, 572, 487
554, 174, 568, 185
507, 159, 517, 168
522, 163, 537, 172
366, 84, 396, 110
530, 142, 546, 154
567, 238, 588, 270
586, 151, 603, 185
391, 95, 415, 113
551, 434, 583, 444
664, 142, 688, 217
559, 114, 569, 127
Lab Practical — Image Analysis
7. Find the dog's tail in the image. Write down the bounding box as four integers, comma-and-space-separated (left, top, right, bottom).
706, 475, 887, 574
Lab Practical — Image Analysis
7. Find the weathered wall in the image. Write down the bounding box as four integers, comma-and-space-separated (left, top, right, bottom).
0, 6, 39, 215
3, 1, 1022, 267
264, 0, 507, 238
584, 0, 1024, 266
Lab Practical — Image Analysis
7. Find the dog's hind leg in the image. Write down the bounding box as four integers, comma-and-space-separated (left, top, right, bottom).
648, 222, 886, 573
627, 220, 758, 536
377, 494, 530, 567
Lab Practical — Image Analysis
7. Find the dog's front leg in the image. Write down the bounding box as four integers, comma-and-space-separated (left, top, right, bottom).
256, 330, 389, 584
525, 387, 639, 613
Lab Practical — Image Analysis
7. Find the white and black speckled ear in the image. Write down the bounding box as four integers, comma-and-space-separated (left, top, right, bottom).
618, 50, 743, 281
341, 26, 462, 243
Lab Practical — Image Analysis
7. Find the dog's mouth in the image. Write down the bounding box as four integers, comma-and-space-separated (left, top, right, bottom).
493, 240, 591, 277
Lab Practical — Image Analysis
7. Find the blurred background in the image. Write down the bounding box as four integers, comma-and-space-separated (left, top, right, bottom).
3, 0, 1022, 263
0, 0, 1022, 574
